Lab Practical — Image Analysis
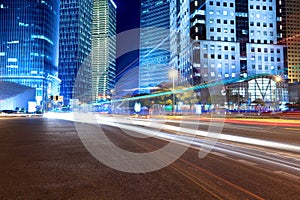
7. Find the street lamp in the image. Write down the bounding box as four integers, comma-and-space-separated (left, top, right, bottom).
110, 89, 115, 114
169, 69, 177, 115
274, 75, 282, 111
274, 75, 282, 83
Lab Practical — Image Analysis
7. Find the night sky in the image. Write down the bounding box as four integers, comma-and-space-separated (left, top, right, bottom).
115, 0, 141, 78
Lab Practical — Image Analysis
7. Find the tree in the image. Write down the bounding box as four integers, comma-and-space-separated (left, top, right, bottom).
252, 98, 265, 106
228, 94, 245, 104
165, 99, 173, 105
206, 94, 225, 105
152, 87, 172, 105
175, 86, 198, 105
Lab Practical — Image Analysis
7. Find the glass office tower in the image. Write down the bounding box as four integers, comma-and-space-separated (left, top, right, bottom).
91, 0, 117, 102
139, 0, 171, 93
0, 0, 60, 108
59, 0, 93, 105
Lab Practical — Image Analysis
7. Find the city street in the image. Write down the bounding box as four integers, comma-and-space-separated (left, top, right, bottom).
0, 116, 299, 199
1, 0, 300, 199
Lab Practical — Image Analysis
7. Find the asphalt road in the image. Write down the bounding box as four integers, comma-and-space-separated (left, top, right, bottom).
0, 117, 299, 199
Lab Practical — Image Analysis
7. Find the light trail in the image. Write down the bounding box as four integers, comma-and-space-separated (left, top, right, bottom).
45, 113, 300, 176
95, 117, 300, 173
100, 116, 300, 153
43, 112, 300, 154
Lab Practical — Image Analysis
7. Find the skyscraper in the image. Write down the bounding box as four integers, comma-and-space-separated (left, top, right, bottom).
280, 0, 300, 83
59, 0, 93, 105
170, 0, 289, 105
139, 0, 171, 92
0, 0, 60, 108
173, 0, 286, 83
91, 0, 117, 102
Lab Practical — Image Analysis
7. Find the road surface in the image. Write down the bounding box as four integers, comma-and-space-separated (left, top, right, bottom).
0, 116, 299, 199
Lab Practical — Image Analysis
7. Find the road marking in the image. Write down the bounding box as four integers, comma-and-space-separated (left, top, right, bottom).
178, 158, 265, 200
273, 171, 300, 180
211, 152, 228, 158
237, 159, 257, 166
171, 165, 224, 200
284, 128, 300, 131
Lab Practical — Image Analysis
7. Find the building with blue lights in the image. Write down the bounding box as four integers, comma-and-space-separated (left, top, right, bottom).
0, 0, 60, 110
59, 0, 93, 105
139, 0, 171, 93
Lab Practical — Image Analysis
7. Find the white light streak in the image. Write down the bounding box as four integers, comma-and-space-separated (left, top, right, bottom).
43, 113, 300, 153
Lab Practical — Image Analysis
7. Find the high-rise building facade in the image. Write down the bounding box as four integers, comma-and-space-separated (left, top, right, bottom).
139, 0, 171, 92
91, 0, 117, 102
59, 0, 93, 105
245, 0, 285, 77
280, 0, 300, 83
171, 0, 289, 104
173, 0, 286, 83
0, 0, 60, 108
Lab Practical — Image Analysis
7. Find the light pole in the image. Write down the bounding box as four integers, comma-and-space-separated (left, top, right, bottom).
274, 75, 282, 111
110, 89, 114, 114
169, 69, 177, 115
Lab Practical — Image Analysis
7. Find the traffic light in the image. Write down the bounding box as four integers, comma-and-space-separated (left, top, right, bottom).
49, 95, 59, 101
48, 95, 63, 102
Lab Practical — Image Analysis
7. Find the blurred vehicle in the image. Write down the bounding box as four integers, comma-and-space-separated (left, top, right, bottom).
1, 110, 16, 114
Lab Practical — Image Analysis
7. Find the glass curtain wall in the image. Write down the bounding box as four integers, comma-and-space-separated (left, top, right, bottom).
0, 0, 60, 108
